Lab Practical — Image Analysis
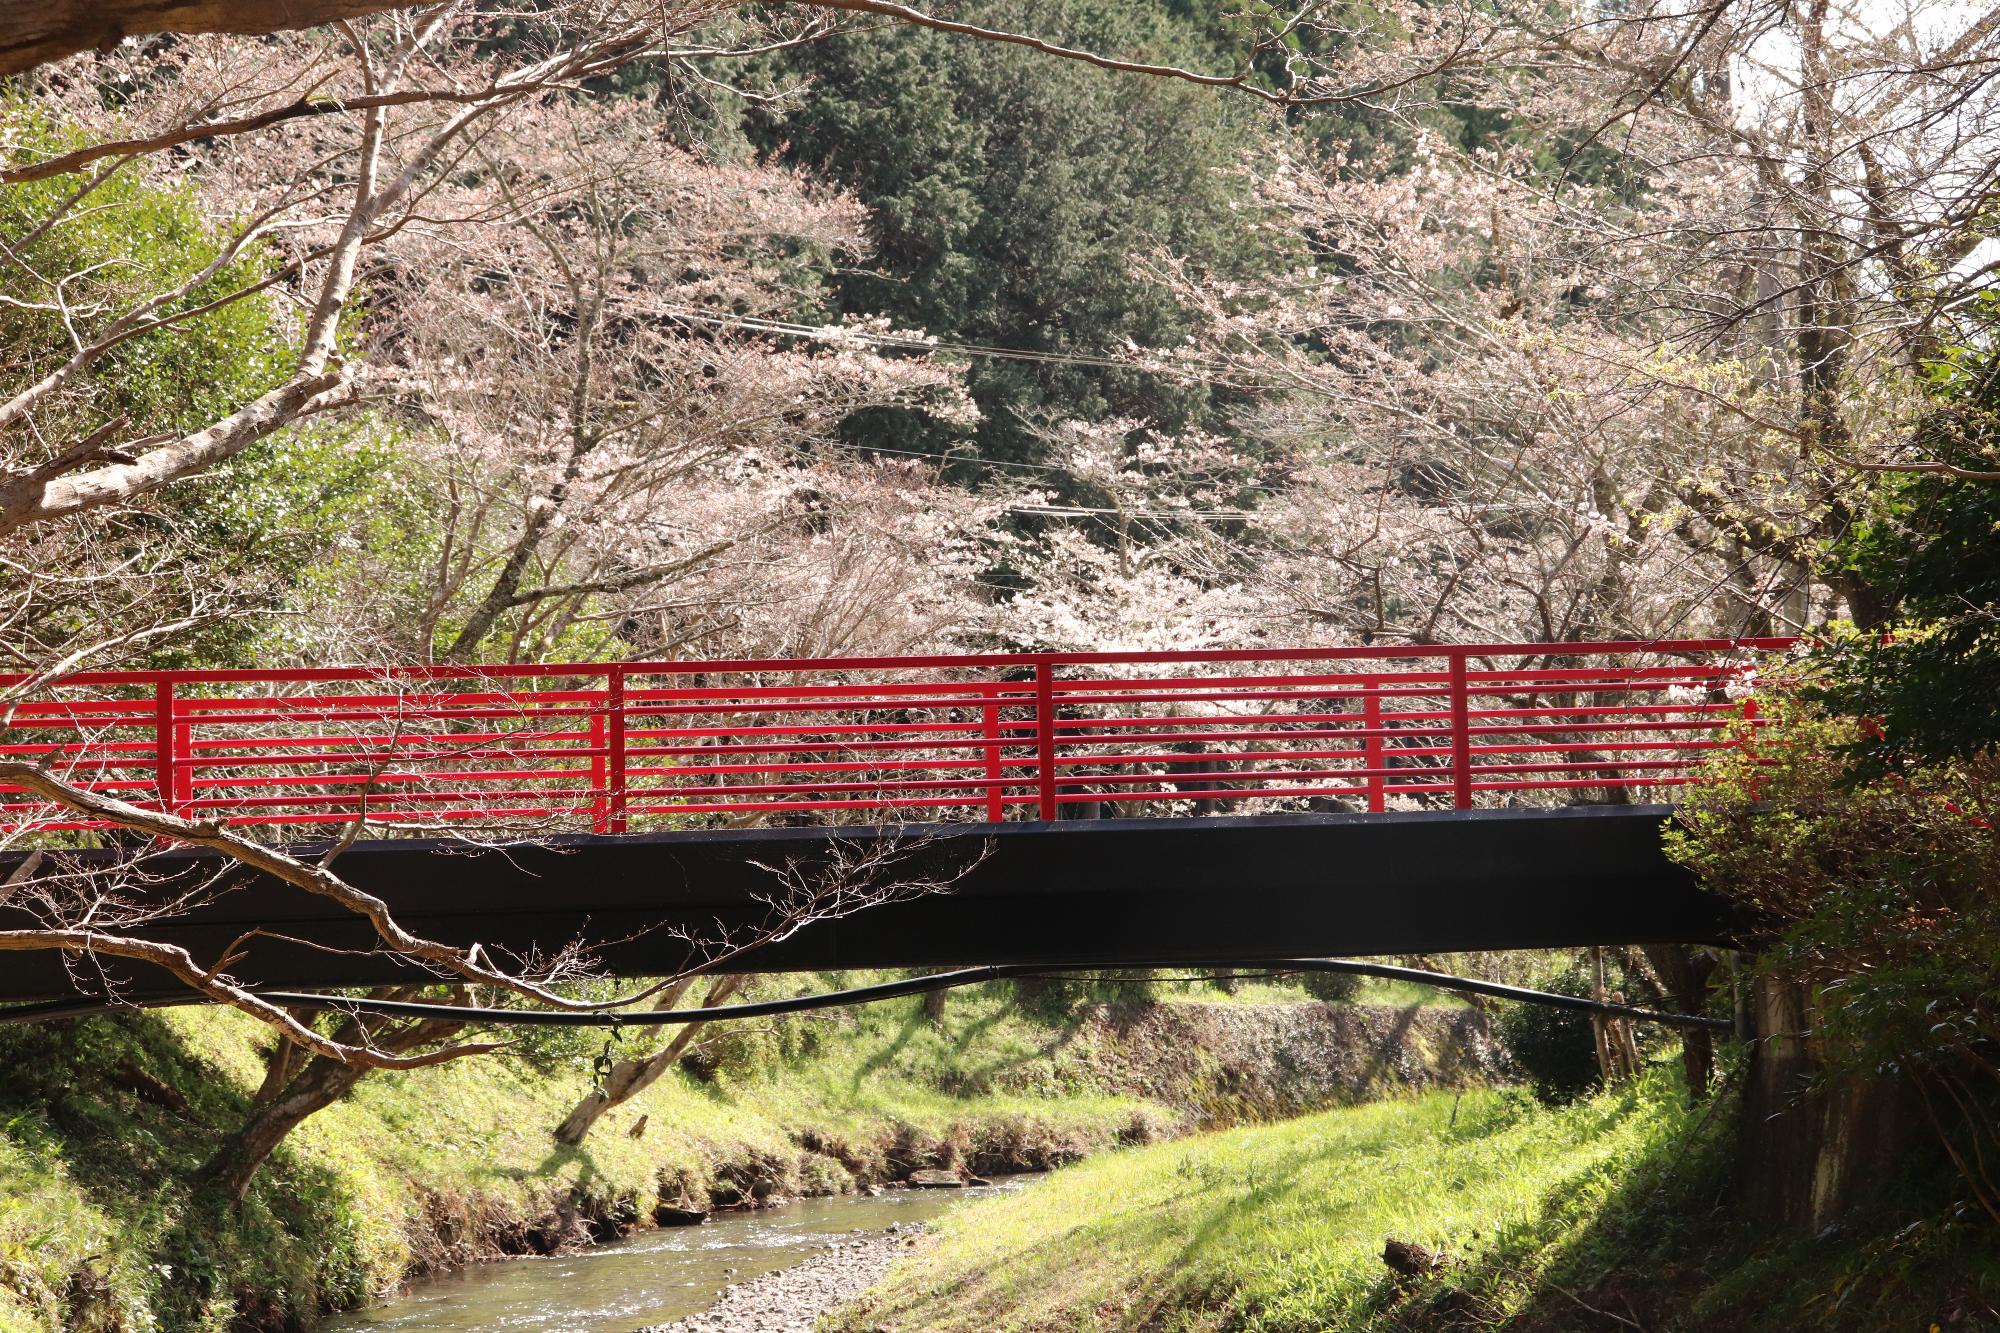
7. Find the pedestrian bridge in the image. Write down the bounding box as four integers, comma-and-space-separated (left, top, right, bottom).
0, 639, 1790, 996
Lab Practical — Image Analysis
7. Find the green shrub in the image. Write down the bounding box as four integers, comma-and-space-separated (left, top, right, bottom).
1496, 965, 1601, 1105
1293, 968, 1364, 1003
1007, 971, 1161, 1018
1667, 696, 2000, 1215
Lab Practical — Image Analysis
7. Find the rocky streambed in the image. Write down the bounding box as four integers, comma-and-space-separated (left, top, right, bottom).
639, 1224, 926, 1333
325, 1180, 1025, 1332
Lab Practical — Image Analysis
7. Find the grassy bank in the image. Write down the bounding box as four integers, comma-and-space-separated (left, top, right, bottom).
0, 978, 1489, 1333
842, 1066, 2000, 1332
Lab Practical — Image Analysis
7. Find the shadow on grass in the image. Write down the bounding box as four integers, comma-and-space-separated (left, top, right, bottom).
1148, 1095, 1536, 1313
1353, 1002, 1427, 1093
1426, 1074, 2000, 1333
846, 983, 1100, 1100
848, 1001, 932, 1093
1368, 1074, 1766, 1333
942, 999, 1103, 1096
0, 1013, 377, 1330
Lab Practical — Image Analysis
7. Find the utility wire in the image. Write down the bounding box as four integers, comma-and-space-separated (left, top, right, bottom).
830, 439, 1294, 503
660, 304, 1238, 378
0, 958, 1730, 1031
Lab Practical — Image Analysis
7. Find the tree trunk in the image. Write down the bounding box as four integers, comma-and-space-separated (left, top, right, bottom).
249, 1003, 318, 1106
1, 1, 419, 75
1740, 975, 1918, 1231
1588, 947, 1619, 1082
1642, 944, 1717, 1100
203, 1052, 375, 1201
250, 1033, 303, 1107
201, 993, 466, 1200
552, 976, 742, 1147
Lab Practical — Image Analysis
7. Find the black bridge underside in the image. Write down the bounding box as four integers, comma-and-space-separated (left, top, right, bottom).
0, 807, 1735, 1000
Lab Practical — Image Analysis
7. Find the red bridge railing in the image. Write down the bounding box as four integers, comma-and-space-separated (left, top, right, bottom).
0, 639, 1793, 835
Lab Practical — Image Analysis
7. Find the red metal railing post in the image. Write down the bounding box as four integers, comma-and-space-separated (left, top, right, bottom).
589, 702, 609, 834
983, 696, 1005, 822
153, 679, 180, 814
1740, 694, 1761, 801
1034, 660, 1058, 821
1362, 676, 1385, 814
1448, 650, 1472, 810
606, 667, 628, 834
175, 715, 191, 812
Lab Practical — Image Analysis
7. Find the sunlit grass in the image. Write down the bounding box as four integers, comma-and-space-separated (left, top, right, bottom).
1152, 976, 1465, 1009
0, 983, 1156, 1332
846, 1075, 1695, 1333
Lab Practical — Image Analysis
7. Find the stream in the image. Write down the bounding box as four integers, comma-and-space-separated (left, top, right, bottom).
322, 1179, 1032, 1332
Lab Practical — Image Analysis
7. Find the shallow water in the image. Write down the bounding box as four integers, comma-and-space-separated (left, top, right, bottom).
322, 1179, 1031, 1332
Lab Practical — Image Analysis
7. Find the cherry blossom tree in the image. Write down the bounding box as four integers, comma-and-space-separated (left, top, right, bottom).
0, 8, 989, 1116
293, 94, 980, 665
1151, 0, 1997, 646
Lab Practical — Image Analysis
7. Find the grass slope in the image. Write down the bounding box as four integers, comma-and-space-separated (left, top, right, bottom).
844, 1080, 1687, 1333
0, 976, 1482, 1333
0, 982, 1160, 1333
845, 1066, 2000, 1332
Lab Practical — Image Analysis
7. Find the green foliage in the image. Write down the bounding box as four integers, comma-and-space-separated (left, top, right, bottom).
1293, 968, 1364, 1004
0, 1014, 369, 1332
149, 418, 423, 669
1668, 697, 2000, 1216
1816, 321, 2000, 767
1007, 970, 1164, 1017
845, 1059, 2000, 1330
0, 983, 1159, 1331
1495, 963, 1603, 1106
678, 978, 834, 1084
841, 1073, 1708, 1333
743, 0, 1283, 476
0, 107, 422, 672
0, 106, 291, 443
1668, 701, 2000, 1081
495, 977, 637, 1077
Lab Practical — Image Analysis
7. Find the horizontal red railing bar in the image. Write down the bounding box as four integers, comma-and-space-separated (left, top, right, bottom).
1051, 667, 1739, 695
621, 720, 1483, 748
173, 690, 609, 710
4, 686, 1740, 727
3, 637, 1794, 689
151, 705, 1738, 759
626, 718, 1002, 741
178, 786, 601, 811
152, 704, 599, 727
622, 758, 997, 781
179, 749, 602, 772
182, 723, 598, 741
0, 639, 1794, 832
181, 765, 599, 792
1060, 783, 1452, 805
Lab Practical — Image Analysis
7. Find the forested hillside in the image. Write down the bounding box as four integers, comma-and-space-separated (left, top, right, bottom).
2, 0, 1996, 1328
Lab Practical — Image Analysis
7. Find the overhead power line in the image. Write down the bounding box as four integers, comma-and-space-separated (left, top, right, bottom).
0, 958, 1730, 1031
658, 303, 1239, 378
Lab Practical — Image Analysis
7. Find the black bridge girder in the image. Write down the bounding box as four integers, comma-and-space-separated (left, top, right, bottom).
0, 807, 1734, 1000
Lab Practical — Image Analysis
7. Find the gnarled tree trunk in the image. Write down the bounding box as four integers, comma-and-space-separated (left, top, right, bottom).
553, 975, 742, 1146
202, 990, 467, 1200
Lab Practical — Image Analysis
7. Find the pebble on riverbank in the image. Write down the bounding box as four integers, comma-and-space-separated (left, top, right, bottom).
639, 1225, 927, 1333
